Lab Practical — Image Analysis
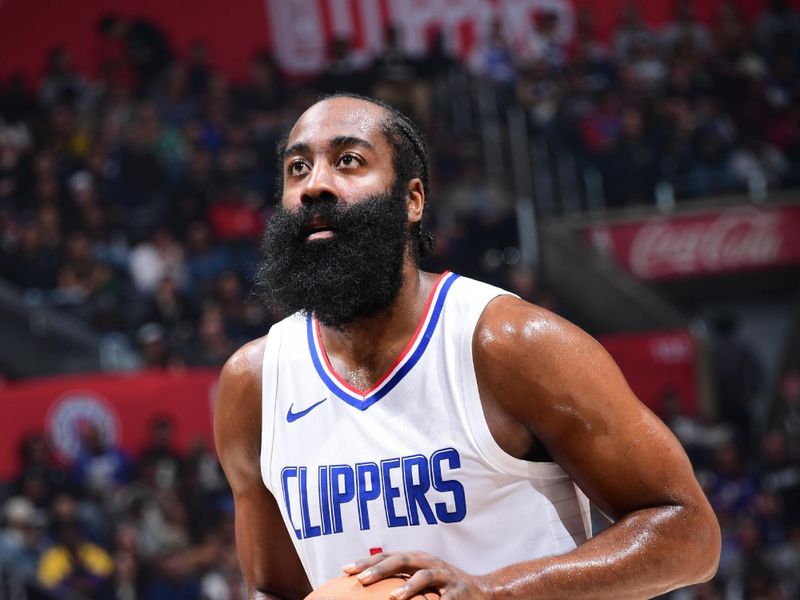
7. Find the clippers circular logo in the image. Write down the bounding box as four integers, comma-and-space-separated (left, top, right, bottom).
46, 392, 121, 462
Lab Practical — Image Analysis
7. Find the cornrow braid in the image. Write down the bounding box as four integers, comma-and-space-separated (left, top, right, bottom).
318, 92, 436, 259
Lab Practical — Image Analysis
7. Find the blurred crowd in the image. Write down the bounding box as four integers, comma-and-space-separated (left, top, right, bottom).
659, 318, 800, 599
481, 0, 800, 204
1, 1, 800, 598
1, 1, 799, 366
0, 418, 236, 600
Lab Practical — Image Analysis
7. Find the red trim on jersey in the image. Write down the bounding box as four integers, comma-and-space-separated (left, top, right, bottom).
313, 271, 450, 397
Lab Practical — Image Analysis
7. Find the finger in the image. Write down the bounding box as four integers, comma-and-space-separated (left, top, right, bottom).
357, 552, 436, 585
388, 569, 445, 600
343, 552, 395, 574
438, 582, 474, 600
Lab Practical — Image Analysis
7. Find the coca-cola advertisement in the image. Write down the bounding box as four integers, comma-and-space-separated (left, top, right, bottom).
583, 203, 800, 281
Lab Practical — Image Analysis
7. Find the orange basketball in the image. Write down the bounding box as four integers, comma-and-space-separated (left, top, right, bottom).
305, 575, 440, 600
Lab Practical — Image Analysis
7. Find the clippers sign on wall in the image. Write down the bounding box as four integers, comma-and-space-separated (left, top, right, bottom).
0, 0, 792, 82
265, 0, 576, 76
583, 204, 800, 281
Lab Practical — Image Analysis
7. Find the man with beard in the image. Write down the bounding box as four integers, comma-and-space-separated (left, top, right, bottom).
214, 94, 720, 599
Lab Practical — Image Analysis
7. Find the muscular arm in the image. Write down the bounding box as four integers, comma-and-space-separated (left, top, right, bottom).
344, 294, 720, 598
472, 296, 720, 599
214, 338, 312, 600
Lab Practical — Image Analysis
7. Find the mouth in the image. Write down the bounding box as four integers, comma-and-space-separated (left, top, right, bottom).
303, 217, 336, 241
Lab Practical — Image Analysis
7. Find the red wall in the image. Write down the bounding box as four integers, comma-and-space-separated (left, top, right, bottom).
0, 0, 272, 83
0, 369, 219, 480
1, 0, 795, 84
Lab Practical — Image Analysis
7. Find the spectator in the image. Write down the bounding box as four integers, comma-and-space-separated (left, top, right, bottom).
0, 496, 49, 580
38, 46, 88, 108
371, 25, 429, 124
475, 18, 517, 102
137, 322, 180, 369
146, 545, 200, 600
184, 221, 230, 294
97, 14, 173, 94
0, 72, 37, 122
207, 188, 264, 243
417, 29, 456, 82
757, 431, 800, 528
129, 227, 186, 295
37, 517, 114, 597
516, 58, 563, 133
182, 304, 234, 367
110, 549, 147, 600
710, 315, 764, 446
523, 10, 569, 69
5, 220, 61, 290
155, 63, 196, 130
14, 434, 71, 502
139, 416, 182, 489
706, 442, 758, 520
186, 40, 213, 99
755, 0, 800, 58
316, 36, 369, 95
605, 105, 657, 205
72, 422, 133, 498
660, 0, 712, 57
614, 3, 655, 62
778, 371, 800, 457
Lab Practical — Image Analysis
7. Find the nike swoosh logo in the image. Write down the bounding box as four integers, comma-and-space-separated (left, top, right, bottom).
286, 398, 327, 423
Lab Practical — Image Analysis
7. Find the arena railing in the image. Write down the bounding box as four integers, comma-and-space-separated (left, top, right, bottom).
0, 279, 139, 378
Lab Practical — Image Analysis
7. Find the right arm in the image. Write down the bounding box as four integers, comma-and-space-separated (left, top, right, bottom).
214, 337, 313, 600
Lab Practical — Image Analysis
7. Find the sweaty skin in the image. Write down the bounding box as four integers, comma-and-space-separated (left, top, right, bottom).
214, 97, 721, 600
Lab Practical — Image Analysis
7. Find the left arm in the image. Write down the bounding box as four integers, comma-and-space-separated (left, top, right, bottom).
346, 297, 720, 599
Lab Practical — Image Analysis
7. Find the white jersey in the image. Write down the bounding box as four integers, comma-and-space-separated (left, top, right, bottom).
260, 272, 591, 588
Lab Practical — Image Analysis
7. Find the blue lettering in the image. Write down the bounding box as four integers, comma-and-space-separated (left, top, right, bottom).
281, 448, 466, 537
281, 467, 303, 540
319, 465, 332, 535
330, 465, 355, 534
402, 455, 436, 526
356, 462, 380, 531
430, 448, 467, 523
299, 467, 321, 538
381, 458, 408, 527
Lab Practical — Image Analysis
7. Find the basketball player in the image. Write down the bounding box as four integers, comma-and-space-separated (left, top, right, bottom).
214, 94, 720, 599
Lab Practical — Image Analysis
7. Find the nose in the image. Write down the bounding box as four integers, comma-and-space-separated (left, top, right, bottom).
300, 161, 338, 207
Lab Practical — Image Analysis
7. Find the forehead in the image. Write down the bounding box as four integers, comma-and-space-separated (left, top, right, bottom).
286, 97, 390, 151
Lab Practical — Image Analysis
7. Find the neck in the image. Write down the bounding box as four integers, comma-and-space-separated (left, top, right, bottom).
317, 260, 438, 386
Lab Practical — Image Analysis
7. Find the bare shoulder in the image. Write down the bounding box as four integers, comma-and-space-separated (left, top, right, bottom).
474, 294, 604, 386
472, 294, 644, 451
217, 335, 267, 403
474, 295, 709, 516
214, 336, 268, 490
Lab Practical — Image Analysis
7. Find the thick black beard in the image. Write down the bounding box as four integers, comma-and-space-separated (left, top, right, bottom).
256, 181, 409, 329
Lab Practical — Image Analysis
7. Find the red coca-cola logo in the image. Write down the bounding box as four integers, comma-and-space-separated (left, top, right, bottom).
627, 212, 784, 279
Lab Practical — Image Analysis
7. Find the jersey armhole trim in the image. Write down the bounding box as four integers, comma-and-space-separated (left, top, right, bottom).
459, 294, 571, 481
260, 322, 283, 493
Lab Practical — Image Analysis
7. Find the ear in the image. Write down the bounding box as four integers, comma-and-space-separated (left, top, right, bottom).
406, 178, 424, 224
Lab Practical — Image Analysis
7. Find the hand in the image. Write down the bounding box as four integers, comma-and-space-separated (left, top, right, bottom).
343, 551, 494, 600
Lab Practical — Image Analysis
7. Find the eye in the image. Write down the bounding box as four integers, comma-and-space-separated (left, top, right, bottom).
336, 153, 361, 168
287, 160, 309, 176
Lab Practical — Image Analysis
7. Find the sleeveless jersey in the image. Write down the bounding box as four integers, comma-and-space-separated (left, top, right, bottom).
260, 272, 591, 588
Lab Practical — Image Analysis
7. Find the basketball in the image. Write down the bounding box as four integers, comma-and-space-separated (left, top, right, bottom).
305, 575, 440, 600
